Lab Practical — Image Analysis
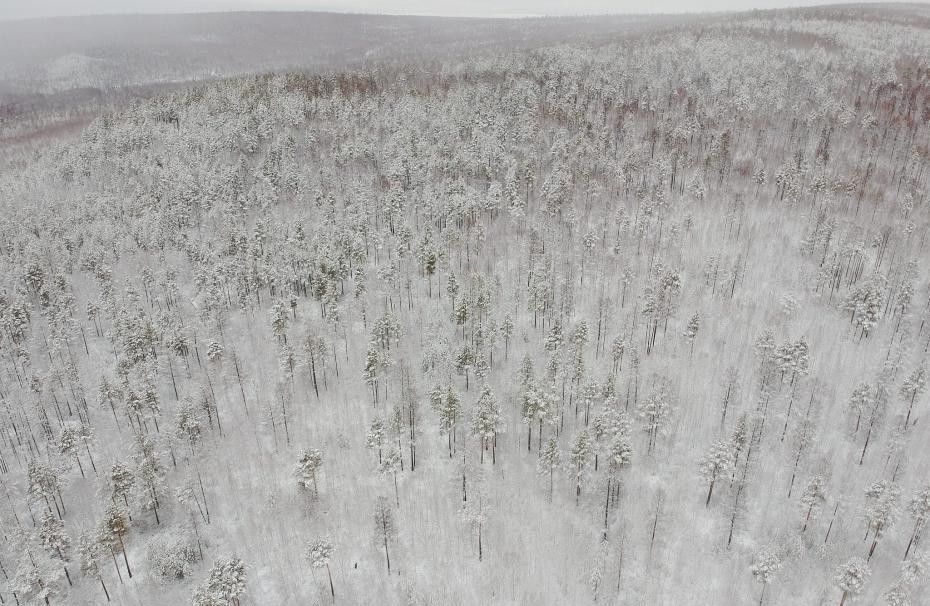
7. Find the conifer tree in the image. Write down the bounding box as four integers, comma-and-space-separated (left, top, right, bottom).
637, 377, 674, 454
133, 433, 166, 524
470, 385, 502, 464
900, 366, 927, 429
699, 439, 733, 507
192, 555, 246, 606
538, 436, 561, 502
800, 474, 827, 532
373, 496, 396, 574
750, 545, 783, 605
307, 537, 336, 599
39, 511, 72, 587
683, 313, 700, 357
833, 557, 870, 606
295, 448, 325, 496
78, 533, 110, 602
379, 447, 403, 507
100, 503, 132, 579
904, 484, 930, 559
569, 430, 593, 505
501, 314, 514, 360
366, 417, 386, 464
433, 386, 461, 457
864, 480, 901, 561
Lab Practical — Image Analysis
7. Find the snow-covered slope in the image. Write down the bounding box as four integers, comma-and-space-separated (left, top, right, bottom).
0, 5, 928, 605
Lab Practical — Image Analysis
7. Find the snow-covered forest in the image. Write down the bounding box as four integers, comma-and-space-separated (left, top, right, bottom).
1, 4, 930, 605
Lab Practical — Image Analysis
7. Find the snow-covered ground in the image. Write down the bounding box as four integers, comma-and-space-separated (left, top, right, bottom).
0, 5, 928, 605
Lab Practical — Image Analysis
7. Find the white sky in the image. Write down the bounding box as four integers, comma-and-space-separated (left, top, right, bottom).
0, 0, 910, 20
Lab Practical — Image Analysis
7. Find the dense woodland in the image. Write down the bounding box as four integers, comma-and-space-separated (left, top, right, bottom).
0, 11, 680, 141
1, 5, 930, 605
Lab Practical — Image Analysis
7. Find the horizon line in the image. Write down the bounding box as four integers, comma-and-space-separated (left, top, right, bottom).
0, 2, 917, 24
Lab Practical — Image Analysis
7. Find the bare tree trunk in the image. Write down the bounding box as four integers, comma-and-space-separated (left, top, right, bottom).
326, 562, 335, 599
383, 536, 391, 574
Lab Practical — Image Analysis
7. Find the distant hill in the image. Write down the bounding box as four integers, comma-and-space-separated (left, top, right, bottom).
0, 11, 672, 96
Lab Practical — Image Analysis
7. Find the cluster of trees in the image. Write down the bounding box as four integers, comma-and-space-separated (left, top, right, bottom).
0, 4, 927, 604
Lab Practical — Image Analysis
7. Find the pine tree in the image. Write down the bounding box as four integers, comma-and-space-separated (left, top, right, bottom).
882, 581, 910, 606
569, 430, 593, 505
683, 313, 700, 357
366, 417, 386, 464
750, 546, 783, 605
55, 424, 86, 478
699, 439, 733, 507
27, 460, 64, 518
864, 479, 901, 561
270, 300, 289, 343
433, 386, 461, 457
110, 461, 135, 512
39, 510, 73, 587
848, 383, 873, 434
454, 345, 474, 390
538, 436, 561, 502
100, 503, 132, 579
462, 494, 489, 562
378, 447, 403, 507
637, 377, 674, 454
373, 496, 396, 574
447, 273, 460, 312
147, 532, 198, 579
175, 399, 203, 455
610, 334, 625, 374
13, 550, 55, 606
133, 433, 166, 525
364, 343, 381, 403
603, 431, 633, 534
78, 533, 110, 602
800, 474, 827, 532
841, 273, 886, 339
833, 557, 870, 606
545, 320, 563, 352
774, 337, 811, 385
501, 314, 514, 360
904, 484, 930, 559
900, 366, 927, 429
295, 448, 325, 495
192, 555, 246, 606
520, 387, 551, 452
470, 385, 502, 464
307, 537, 335, 599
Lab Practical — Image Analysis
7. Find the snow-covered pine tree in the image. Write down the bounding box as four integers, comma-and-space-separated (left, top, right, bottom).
470, 384, 502, 464
698, 438, 733, 507
373, 496, 396, 574
307, 537, 336, 598
77, 532, 110, 602
295, 448, 325, 496
904, 484, 930, 559
538, 436, 561, 503
799, 474, 828, 533
749, 545, 783, 605
833, 557, 870, 606
864, 480, 901, 561
192, 555, 246, 606
569, 430, 593, 505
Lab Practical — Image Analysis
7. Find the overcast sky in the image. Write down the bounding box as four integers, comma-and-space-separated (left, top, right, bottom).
0, 0, 907, 20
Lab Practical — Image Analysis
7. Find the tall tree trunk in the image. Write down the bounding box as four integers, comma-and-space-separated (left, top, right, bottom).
326, 562, 335, 599
383, 536, 391, 574
118, 533, 132, 578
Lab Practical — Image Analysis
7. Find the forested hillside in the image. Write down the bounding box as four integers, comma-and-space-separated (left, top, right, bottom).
1, 5, 930, 605
0, 11, 678, 141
